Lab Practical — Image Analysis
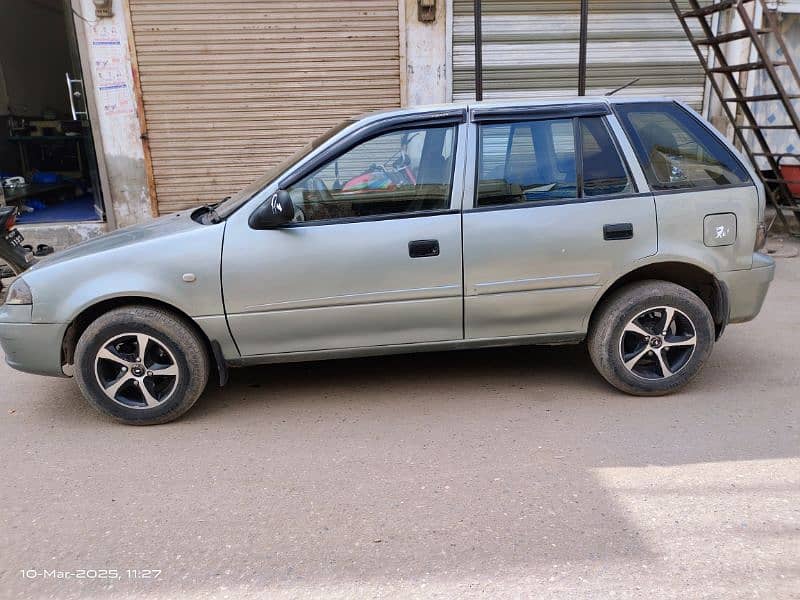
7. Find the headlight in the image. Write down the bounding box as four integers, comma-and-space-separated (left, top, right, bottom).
5, 278, 32, 305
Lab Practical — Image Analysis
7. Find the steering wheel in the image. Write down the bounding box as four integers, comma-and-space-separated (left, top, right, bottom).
383, 131, 419, 172
383, 149, 410, 172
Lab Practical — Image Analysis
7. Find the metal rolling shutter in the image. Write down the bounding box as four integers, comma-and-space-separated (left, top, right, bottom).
453, 1, 706, 109
128, 0, 402, 213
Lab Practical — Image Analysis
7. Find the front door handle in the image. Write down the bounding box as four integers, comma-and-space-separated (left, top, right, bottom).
603, 223, 633, 240
408, 239, 439, 258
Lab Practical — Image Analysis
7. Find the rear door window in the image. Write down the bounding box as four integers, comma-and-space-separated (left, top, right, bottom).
580, 117, 634, 197
476, 115, 634, 207
477, 118, 577, 207
614, 102, 750, 190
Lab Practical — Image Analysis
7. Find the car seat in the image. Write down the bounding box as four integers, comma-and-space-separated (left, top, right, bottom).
638, 123, 680, 184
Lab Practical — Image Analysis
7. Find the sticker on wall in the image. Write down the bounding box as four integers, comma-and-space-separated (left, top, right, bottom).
94, 55, 126, 88
89, 22, 134, 116
91, 22, 122, 48
98, 83, 134, 116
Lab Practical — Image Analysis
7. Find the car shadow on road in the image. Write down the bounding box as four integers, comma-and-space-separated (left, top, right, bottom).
192, 343, 604, 416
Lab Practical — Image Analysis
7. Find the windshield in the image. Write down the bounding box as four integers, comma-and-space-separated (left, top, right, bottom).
214, 119, 355, 218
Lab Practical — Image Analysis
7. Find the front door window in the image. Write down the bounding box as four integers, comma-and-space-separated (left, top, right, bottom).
286, 125, 457, 223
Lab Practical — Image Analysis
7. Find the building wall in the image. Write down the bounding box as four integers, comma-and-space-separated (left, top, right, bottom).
72, 0, 151, 228
700, 4, 800, 167
404, 0, 449, 105
749, 13, 800, 166
451, 0, 707, 107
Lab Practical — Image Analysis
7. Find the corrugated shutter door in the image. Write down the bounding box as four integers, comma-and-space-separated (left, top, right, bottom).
128, 0, 402, 213
453, 1, 706, 109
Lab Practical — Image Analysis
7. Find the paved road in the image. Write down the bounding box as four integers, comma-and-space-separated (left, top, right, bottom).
1, 242, 799, 600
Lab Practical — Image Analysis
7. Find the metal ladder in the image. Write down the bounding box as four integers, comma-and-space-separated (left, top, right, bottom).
670, 0, 800, 234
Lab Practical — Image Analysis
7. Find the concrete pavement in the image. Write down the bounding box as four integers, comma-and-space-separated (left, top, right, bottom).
1, 241, 798, 599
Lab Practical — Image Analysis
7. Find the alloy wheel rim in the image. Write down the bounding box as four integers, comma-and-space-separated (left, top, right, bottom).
94, 333, 180, 409
619, 306, 697, 380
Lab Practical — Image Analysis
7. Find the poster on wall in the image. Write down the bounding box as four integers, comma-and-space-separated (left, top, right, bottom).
90, 21, 135, 117
98, 83, 135, 116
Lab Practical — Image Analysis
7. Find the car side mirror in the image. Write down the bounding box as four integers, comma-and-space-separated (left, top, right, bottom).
249, 189, 295, 229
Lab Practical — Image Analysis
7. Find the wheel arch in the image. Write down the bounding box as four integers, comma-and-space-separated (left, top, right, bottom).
61, 296, 219, 377
586, 261, 729, 339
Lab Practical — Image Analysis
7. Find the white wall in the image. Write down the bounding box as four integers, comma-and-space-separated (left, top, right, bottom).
72, 0, 152, 227
403, 0, 449, 106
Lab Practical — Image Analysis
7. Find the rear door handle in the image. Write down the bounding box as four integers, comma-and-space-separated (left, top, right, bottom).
408, 239, 439, 258
603, 223, 633, 240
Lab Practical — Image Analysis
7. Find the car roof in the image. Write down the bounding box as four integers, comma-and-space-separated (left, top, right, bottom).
356, 95, 677, 125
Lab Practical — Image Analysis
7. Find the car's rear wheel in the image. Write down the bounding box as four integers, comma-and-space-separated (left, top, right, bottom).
588, 280, 715, 395
74, 305, 209, 425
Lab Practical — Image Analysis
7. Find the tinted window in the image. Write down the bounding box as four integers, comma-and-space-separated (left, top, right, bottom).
287, 125, 456, 223
580, 117, 634, 197
615, 102, 750, 190
477, 119, 577, 207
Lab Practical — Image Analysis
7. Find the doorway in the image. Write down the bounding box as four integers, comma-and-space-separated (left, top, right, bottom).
0, 0, 105, 224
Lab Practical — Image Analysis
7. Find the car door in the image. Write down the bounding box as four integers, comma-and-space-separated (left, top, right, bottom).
222, 112, 467, 357
462, 103, 658, 339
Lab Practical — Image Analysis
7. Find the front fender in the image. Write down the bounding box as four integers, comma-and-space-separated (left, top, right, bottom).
24, 221, 226, 325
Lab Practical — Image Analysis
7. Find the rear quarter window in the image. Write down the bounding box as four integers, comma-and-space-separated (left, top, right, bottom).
614, 102, 750, 191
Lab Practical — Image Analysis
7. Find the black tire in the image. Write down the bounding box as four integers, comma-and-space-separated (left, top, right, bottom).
74, 305, 210, 425
588, 280, 715, 396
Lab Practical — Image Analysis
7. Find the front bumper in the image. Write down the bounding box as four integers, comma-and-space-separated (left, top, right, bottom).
0, 305, 66, 377
718, 252, 776, 324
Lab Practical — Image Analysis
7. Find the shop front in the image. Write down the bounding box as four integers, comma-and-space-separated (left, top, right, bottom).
0, 0, 108, 241
451, 0, 708, 107
126, 0, 404, 214
2, 0, 408, 258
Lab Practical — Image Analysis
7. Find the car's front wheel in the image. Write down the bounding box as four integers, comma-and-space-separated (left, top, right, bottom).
74, 305, 210, 425
588, 280, 715, 395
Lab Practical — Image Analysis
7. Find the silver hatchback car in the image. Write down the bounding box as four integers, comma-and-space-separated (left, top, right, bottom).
0, 98, 775, 424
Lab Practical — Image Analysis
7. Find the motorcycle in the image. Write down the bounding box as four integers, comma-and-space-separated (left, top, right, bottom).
0, 206, 35, 294
340, 131, 419, 193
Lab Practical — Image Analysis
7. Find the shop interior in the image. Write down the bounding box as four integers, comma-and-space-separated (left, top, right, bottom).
0, 0, 103, 224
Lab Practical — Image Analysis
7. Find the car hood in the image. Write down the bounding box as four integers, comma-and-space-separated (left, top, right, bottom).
26, 210, 204, 273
